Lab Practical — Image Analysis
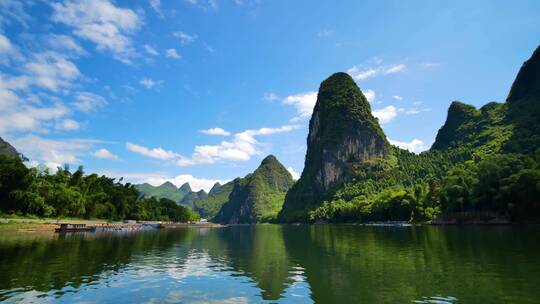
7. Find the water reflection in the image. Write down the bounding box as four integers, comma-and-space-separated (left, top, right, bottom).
1, 225, 539, 303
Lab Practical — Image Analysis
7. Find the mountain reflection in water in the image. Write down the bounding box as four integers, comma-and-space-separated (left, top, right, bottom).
1, 225, 539, 303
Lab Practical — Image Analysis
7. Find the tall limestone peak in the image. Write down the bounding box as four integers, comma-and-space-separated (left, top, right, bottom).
431, 101, 480, 150
179, 182, 192, 193
209, 182, 222, 195
507, 44, 540, 104
0, 137, 19, 158
161, 181, 178, 190
213, 155, 294, 224
278, 72, 389, 221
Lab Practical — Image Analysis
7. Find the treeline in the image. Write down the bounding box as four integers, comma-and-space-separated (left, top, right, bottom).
309, 149, 540, 223
0, 155, 199, 222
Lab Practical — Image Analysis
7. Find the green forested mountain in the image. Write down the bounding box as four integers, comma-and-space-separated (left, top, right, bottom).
179, 190, 208, 209
279, 45, 540, 223
193, 181, 234, 219
214, 155, 295, 224
135, 181, 206, 209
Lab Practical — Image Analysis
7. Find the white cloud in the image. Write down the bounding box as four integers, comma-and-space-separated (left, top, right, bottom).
173, 31, 197, 45
56, 118, 80, 131
363, 89, 375, 103
282, 91, 317, 121
0, 0, 31, 27
92, 148, 118, 160
99, 170, 227, 193
139, 78, 163, 90
165, 48, 181, 59
126, 142, 179, 160
0, 73, 76, 133
404, 107, 432, 115
347, 62, 406, 81
25, 52, 81, 92
51, 0, 140, 63
46, 34, 86, 57
393, 95, 403, 101
73, 92, 107, 112
11, 135, 102, 169
263, 92, 279, 101
372, 105, 398, 124
144, 44, 158, 56
389, 138, 428, 154
0, 32, 22, 64
144, 174, 226, 192
384, 64, 406, 74
200, 128, 231, 136
149, 0, 163, 18
127, 125, 299, 167
287, 167, 300, 180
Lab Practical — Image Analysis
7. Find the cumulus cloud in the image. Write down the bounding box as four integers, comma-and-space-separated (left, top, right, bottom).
287, 167, 300, 180
127, 125, 299, 167
347, 63, 406, 81
165, 48, 181, 59
25, 52, 81, 92
173, 31, 197, 45
372, 105, 398, 124
73, 92, 107, 112
126, 142, 179, 160
363, 89, 375, 103
282, 91, 317, 121
139, 78, 164, 90
46, 34, 86, 57
389, 138, 428, 154
51, 0, 141, 63
92, 148, 118, 160
56, 119, 80, 131
11, 135, 103, 170
393, 95, 403, 101
200, 128, 231, 136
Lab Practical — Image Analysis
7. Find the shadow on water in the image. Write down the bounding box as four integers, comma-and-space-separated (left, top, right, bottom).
1, 225, 540, 303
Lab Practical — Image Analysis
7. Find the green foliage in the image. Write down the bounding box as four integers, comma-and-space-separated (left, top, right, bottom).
135, 182, 195, 206
213, 155, 295, 224
193, 181, 234, 219
0, 156, 199, 222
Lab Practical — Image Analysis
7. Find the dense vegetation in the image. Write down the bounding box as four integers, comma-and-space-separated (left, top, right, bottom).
135, 181, 206, 208
283, 45, 540, 223
213, 155, 295, 224
193, 181, 234, 219
0, 155, 199, 222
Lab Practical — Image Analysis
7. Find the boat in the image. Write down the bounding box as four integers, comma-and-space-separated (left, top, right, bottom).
55, 223, 96, 233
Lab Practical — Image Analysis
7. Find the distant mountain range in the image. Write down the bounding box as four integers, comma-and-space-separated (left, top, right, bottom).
134, 181, 207, 209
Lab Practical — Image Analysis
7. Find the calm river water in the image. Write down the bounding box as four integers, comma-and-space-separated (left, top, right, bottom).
0, 225, 539, 303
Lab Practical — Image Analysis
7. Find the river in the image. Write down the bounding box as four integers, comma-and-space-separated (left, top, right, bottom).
1, 225, 539, 303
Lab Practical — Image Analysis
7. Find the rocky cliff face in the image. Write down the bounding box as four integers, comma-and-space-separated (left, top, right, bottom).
278, 72, 389, 222
431, 44, 540, 154
213, 155, 294, 224
507, 45, 540, 104
0, 137, 19, 158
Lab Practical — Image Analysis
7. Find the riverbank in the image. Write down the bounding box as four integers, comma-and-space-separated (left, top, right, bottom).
0, 217, 224, 234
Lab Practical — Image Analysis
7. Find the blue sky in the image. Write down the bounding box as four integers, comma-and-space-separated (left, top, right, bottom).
1, 0, 539, 191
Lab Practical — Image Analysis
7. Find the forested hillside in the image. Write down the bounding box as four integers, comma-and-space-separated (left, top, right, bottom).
280, 45, 540, 223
